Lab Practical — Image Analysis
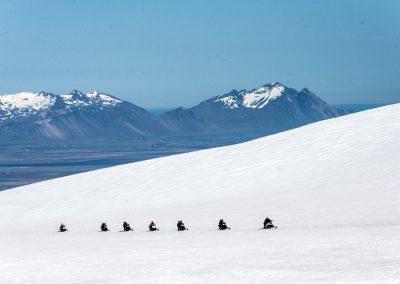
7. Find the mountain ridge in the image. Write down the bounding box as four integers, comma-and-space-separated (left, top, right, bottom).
160, 82, 341, 135
0, 83, 344, 141
0, 90, 123, 120
0, 90, 166, 140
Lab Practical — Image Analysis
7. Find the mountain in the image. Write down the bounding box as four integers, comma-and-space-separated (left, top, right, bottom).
161, 82, 342, 135
0, 90, 168, 141
1, 104, 399, 282
0, 83, 344, 141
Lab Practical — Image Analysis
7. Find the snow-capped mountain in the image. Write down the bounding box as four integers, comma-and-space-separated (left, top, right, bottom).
161, 82, 342, 135
212, 82, 289, 109
1, 104, 399, 282
0, 90, 167, 141
0, 83, 345, 141
0, 90, 122, 120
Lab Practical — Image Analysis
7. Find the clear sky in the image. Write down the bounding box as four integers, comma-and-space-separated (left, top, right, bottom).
0, 0, 399, 108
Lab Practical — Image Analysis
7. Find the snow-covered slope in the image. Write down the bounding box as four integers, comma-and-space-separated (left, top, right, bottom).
1, 104, 399, 283
0, 92, 57, 120
0, 92, 55, 111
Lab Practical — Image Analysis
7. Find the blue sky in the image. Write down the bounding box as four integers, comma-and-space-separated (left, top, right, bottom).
0, 0, 399, 108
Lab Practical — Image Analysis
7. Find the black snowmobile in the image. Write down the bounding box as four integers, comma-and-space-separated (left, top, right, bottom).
100, 222, 109, 232
149, 221, 159, 231
123, 221, 132, 232
263, 217, 277, 229
177, 220, 188, 231
59, 223, 67, 232
218, 219, 230, 230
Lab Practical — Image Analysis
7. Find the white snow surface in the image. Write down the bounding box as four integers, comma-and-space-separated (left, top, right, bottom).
217, 95, 240, 108
0, 90, 121, 119
0, 92, 56, 117
214, 83, 286, 109
1, 104, 400, 283
60, 91, 121, 107
85, 91, 122, 105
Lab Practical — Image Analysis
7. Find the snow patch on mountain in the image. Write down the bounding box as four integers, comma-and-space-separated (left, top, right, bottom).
0, 92, 57, 120
214, 82, 287, 109
86, 91, 122, 105
61, 90, 121, 108
0, 92, 56, 111
217, 94, 241, 108
0, 90, 122, 121
243, 85, 285, 108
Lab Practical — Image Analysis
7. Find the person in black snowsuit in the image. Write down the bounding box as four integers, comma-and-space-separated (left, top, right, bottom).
123, 221, 132, 232
177, 220, 187, 231
149, 221, 158, 231
263, 217, 275, 229
100, 222, 109, 232
59, 223, 67, 232
218, 219, 229, 230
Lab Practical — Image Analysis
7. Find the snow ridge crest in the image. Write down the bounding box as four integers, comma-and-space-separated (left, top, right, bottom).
0, 90, 121, 120
212, 82, 288, 109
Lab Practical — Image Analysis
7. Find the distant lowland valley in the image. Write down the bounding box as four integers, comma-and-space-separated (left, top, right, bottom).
0, 81, 393, 190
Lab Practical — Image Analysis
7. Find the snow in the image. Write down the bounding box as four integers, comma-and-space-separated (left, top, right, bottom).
86, 91, 122, 105
214, 83, 287, 109
0, 92, 56, 111
86, 90, 99, 98
61, 91, 122, 107
218, 95, 240, 108
242, 85, 285, 108
1, 104, 400, 283
0, 90, 121, 117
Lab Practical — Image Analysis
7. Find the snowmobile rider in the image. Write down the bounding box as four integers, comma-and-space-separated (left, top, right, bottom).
123, 221, 132, 232
263, 217, 275, 229
218, 219, 229, 230
100, 222, 109, 232
59, 223, 67, 232
149, 221, 158, 231
177, 220, 187, 231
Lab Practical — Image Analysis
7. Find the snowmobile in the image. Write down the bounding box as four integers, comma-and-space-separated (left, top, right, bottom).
59, 223, 67, 232
100, 222, 109, 232
123, 222, 132, 232
263, 217, 277, 229
218, 219, 230, 230
177, 220, 188, 231
149, 221, 159, 231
